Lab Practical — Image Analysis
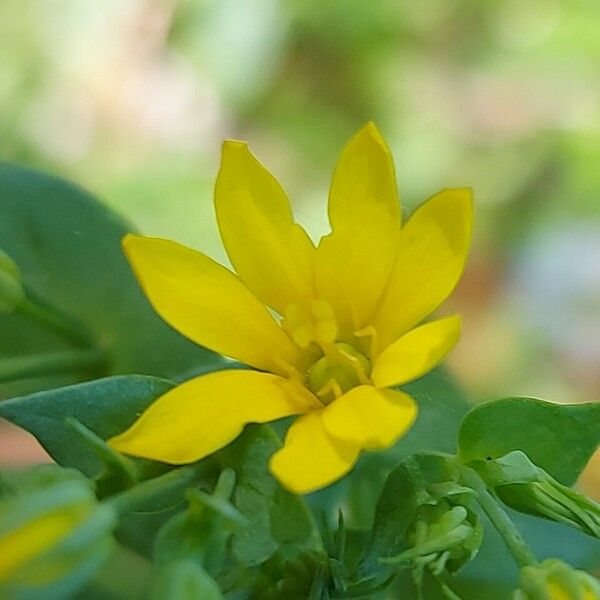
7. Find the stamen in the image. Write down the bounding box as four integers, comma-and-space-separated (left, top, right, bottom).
271, 355, 304, 384
354, 325, 379, 359
316, 379, 343, 403
338, 347, 370, 385
282, 300, 338, 351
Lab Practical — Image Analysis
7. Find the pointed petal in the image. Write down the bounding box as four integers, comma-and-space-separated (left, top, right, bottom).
373, 188, 473, 348
269, 411, 360, 494
123, 235, 301, 375
371, 316, 461, 388
321, 386, 417, 450
315, 123, 401, 333
109, 370, 318, 464
215, 141, 315, 315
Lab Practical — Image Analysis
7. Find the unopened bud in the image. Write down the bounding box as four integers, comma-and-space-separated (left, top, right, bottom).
0, 465, 116, 598
381, 500, 482, 575
480, 451, 600, 538
514, 559, 600, 600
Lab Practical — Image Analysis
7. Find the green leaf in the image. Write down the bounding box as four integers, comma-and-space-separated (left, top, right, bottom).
219, 424, 321, 566
154, 470, 243, 575
151, 560, 223, 600
0, 162, 221, 398
458, 397, 600, 485
0, 375, 174, 476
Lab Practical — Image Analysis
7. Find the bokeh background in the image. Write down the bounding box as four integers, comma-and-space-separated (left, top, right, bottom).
1, 1, 599, 490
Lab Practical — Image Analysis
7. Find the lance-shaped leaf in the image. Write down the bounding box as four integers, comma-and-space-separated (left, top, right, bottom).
0, 375, 174, 476
458, 397, 600, 486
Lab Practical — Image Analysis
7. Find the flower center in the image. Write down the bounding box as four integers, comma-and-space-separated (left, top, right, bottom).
307, 342, 371, 405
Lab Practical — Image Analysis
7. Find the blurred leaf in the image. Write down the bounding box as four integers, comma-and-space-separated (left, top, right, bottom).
154, 470, 243, 576
0, 375, 174, 476
151, 560, 222, 600
0, 163, 222, 398
74, 544, 152, 600
219, 424, 321, 566
458, 397, 600, 485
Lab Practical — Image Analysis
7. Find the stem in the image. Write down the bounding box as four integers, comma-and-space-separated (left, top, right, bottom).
0, 348, 106, 383
461, 466, 537, 568
17, 294, 92, 347
106, 465, 204, 515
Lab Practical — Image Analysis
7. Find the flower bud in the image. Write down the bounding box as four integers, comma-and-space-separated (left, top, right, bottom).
0, 465, 116, 599
480, 451, 600, 538
0, 248, 24, 313
514, 559, 600, 600
389, 500, 483, 576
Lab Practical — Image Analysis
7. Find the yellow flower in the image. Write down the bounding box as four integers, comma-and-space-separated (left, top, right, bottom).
109, 123, 472, 494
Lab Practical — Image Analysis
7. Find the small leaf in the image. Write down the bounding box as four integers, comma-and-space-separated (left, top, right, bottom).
458, 397, 600, 485
219, 425, 321, 566
153, 470, 243, 575
0, 375, 174, 476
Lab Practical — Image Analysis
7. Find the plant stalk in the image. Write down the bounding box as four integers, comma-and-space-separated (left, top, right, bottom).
105, 464, 205, 516
461, 466, 537, 568
0, 348, 106, 383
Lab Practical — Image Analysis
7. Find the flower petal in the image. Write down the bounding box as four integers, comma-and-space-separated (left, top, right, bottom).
321, 386, 417, 450
215, 141, 315, 315
123, 234, 301, 375
373, 188, 473, 348
109, 370, 318, 464
314, 123, 401, 333
371, 316, 461, 388
269, 411, 360, 494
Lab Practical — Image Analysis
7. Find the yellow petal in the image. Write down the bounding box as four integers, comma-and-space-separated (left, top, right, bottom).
314, 123, 401, 333
123, 234, 301, 375
371, 316, 461, 388
321, 386, 417, 450
215, 141, 315, 315
109, 370, 318, 464
372, 188, 473, 348
269, 411, 360, 494
0, 510, 78, 581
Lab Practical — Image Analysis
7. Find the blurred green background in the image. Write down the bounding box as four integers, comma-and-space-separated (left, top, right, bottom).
1, 0, 599, 489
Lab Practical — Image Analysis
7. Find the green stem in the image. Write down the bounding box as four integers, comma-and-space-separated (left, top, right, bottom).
461, 466, 537, 568
106, 465, 205, 516
17, 293, 92, 347
0, 348, 106, 383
